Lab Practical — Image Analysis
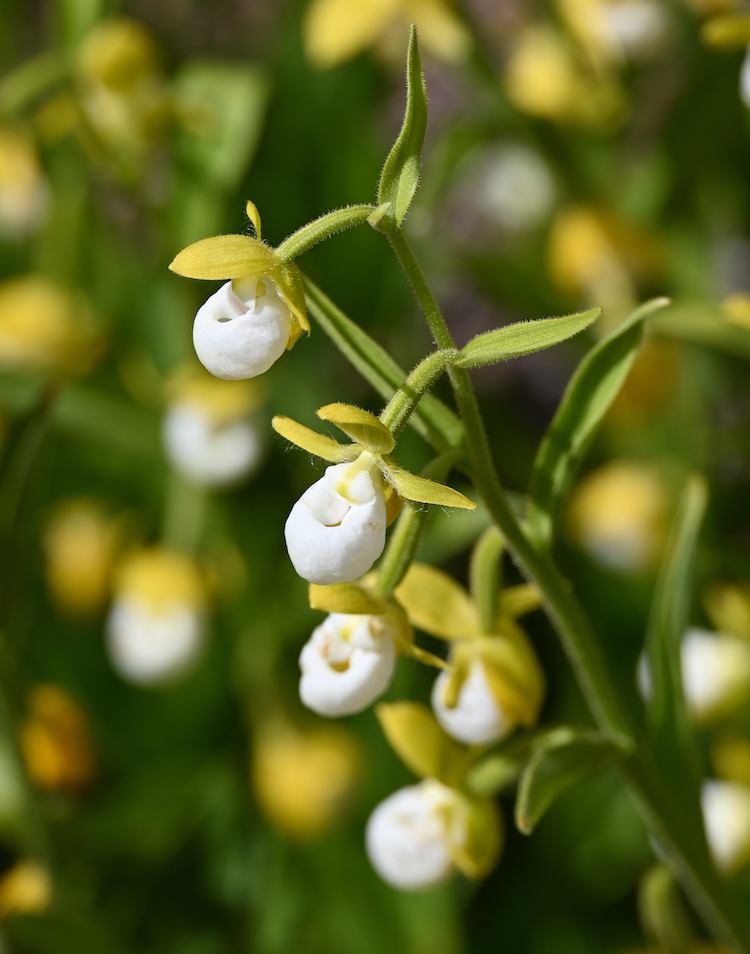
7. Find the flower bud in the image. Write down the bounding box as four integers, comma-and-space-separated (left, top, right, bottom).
366, 781, 457, 891
106, 548, 207, 685
163, 370, 264, 487
299, 612, 396, 717
702, 780, 750, 875
431, 660, 511, 746
19, 685, 95, 792
284, 456, 386, 584
193, 278, 291, 380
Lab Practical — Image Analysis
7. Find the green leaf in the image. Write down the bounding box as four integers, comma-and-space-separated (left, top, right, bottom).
376, 27, 427, 226
317, 402, 395, 454
515, 727, 629, 834
454, 307, 601, 370
651, 301, 750, 361
644, 475, 707, 777
304, 277, 464, 453
381, 460, 476, 510
275, 206, 374, 262
375, 702, 466, 785
271, 415, 357, 463
638, 865, 695, 954
527, 298, 669, 547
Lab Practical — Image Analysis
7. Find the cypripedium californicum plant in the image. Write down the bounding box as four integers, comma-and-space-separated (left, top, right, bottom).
251, 718, 361, 840
106, 547, 208, 686
162, 365, 265, 487
19, 685, 95, 792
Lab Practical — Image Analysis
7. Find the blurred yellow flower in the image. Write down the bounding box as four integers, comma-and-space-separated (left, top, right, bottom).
721, 293, 750, 329
559, 0, 671, 65
43, 499, 121, 618
0, 126, 48, 239
704, 582, 750, 641
567, 461, 668, 571
713, 734, 750, 787
304, 0, 470, 68
252, 721, 361, 839
20, 685, 95, 792
0, 276, 99, 376
0, 860, 51, 918
504, 26, 626, 127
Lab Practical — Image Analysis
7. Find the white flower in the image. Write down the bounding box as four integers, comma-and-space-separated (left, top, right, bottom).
284, 457, 386, 584
106, 599, 204, 686
741, 48, 750, 110
431, 660, 512, 746
702, 780, 750, 875
600, 0, 670, 59
366, 781, 458, 891
193, 277, 291, 380
163, 402, 263, 487
299, 613, 396, 717
638, 628, 750, 723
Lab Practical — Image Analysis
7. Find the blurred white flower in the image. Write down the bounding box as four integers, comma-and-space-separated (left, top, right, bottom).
366, 781, 457, 890
284, 456, 386, 584
163, 404, 263, 487
193, 277, 291, 380
106, 548, 207, 686
299, 612, 396, 716
431, 660, 512, 745
740, 48, 750, 109
599, 0, 671, 58
702, 780, 750, 875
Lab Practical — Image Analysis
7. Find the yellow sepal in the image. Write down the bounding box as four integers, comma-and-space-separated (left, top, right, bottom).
245, 200, 262, 240
701, 13, 750, 48
395, 563, 478, 640
169, 234, 277, 280
479, 623, 545, 727
704, 583, 750, 642
274, 261, 310, 345
317, 403, 395, 454
498, 584, 543, 622
271, 415, 358, 463
448, 794, 504, 881
380, 460, 476, 510
383, 483, 402, 526
308, 582, 388, 616
375, 702, 466, 786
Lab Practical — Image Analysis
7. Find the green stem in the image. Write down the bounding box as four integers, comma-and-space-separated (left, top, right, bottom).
276, 205, 374, 262
383, 225, 750, 952
380, 349, 455, 436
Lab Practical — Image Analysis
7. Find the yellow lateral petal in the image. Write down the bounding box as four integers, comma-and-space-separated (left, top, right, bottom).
498, 584, 543, 621
245, 200, 262, 240
271, 415, 358, 463
169, 234, 276, 280
376, 701, 466, 785
308, 583, 387, 616
479, 623, 545, 727
380, 460, 475, 510
395, 563, 478, 640
304, 0, 398, 67
317, 402, 395, 454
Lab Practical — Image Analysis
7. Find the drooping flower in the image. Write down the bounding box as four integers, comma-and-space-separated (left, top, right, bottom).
395, 563, 544, 746
702, 779, 750, 875
274, 403, 474, 585
19, 685, 95, 792
251, 719, 361, 840
163, 367, 264, 486
106, 547, 208, 685
299, 612, 397, 716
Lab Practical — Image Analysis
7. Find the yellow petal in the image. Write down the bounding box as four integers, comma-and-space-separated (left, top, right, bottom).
479, 623, 545, 727
245, 200, 262, 239
275, 262, 310, 344
308, 583, 387, 616
380, 460, 475, 510
498, 584, 543, 621
317, 402, 395, 454
448, 794, 504, 880
395, 563, 478, 640
169, 234, 276, 280
271, 415, 358, 463
304, 0, 398, 67
375, 701, 466, 785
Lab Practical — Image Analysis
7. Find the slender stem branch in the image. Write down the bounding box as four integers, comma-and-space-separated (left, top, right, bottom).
383, 224, 750, 953
380, 349, 455, 436
276, 206, 374, 262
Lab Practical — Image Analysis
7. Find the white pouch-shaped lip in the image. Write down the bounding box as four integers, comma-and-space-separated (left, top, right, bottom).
284, 460, 386, 585
366, 781, 458, 891
193, 278, 291, 380
702, 779, 750, 875
299, 612, 396, 717
431, 660, 512, 745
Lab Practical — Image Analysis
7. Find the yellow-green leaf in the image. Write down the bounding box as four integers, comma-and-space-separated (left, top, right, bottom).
395, 563, 478, 640
169, 234, 276, 280
381, 461, 475, 510
317, 403, 395, 454
271, 415, 357, 463
308, 583, 387, 616
376, 702, 466, 785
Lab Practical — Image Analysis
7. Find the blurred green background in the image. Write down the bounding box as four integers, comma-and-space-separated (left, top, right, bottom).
2, 0, 750, 951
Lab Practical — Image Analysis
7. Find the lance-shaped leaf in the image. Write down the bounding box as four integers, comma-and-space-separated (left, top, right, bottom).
271, 415, 357, 463
515, 727, 629, 834
169, 234, 276, 280
454, 307, 601, 370
527, 298, 670, 548
317, 403, 395, 454
638, 865, 695, 954
644, 475, 707, 791
376, 702, 465, 786
651, 300, 750, 361
395, 563, 478, 640
381, 460, 475, 510
308, 582, 388, 616
376, 26, 427, 226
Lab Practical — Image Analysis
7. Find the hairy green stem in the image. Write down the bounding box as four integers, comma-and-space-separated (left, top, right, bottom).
380, 349, 455, 436
276, 205, 374, 262
383, 224, 750, 952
